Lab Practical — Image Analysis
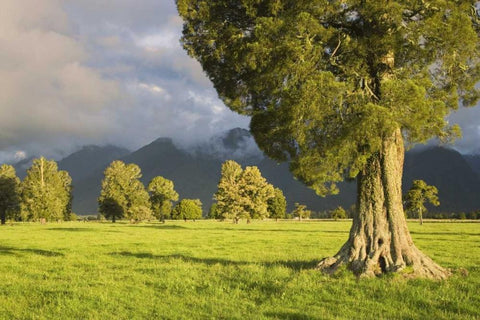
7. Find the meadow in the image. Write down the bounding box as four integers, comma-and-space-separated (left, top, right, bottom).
0, 220, 478, 319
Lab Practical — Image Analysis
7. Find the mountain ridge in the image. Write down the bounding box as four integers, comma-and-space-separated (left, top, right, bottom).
11, 128, 480, 215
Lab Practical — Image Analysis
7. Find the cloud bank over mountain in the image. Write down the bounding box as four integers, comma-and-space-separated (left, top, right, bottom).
0, 0, 478, 162
0, 0, 248, 162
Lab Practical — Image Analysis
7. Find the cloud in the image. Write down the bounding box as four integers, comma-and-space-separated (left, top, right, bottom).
0, 0, 126, 160
1, 0, 478, 164
0, 0, 249, 163
448, 106, 480, 154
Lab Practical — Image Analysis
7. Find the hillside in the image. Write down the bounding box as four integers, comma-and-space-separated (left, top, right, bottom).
13, 129, 480, 215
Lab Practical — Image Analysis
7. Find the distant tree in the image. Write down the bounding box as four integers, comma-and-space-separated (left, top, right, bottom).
214, 160, 246, 223
98, 161, 152, 222
59, 170, 74, 221
268, 187, 287, 221
292, 203, 311, 221
0, 164, 21, 224
215, 160, 275, 223
405, 180, 440, 225
240, 166, 275, 221
207, 203, 218, 219
172, 199, 202, 221
20, 157, 72, 222
330, 206, 347, 220
148, 176, 179, 222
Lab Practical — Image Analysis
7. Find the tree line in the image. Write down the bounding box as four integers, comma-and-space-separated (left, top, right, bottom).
1, 157, 470, 225
0, 157, 292, 224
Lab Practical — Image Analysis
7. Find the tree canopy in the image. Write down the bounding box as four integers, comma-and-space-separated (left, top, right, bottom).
178, 0, 480, 195
405, 179, 440, 224
172, 199, 203, 220
148, 176, 179, 221
267, 187, 287, 220
0, 164, 20, 224
20, 157, 72, 222
98, 161, 152, 222
214, 160, 274, 222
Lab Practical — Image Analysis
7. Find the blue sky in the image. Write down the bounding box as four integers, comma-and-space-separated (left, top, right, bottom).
0, 0, 478, 163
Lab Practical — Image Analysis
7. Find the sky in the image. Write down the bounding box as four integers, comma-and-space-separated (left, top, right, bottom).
0, 0, 479, 163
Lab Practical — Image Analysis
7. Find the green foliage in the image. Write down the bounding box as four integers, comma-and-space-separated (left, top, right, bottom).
178, 0, 480, 195
172, 199, 203, 220
214, 160, 275, 222
240, 166, 275, 219
268, 187, 287, 220
0, 164, 21, 224
20, 157, 72, 222
214, 160, 244, 220
98, 161, 152, 222
207, 203, 218, 219
330, 206, 347, 220
148, 176, 179, 221
292, 203, 311, 220
405, 180, 440, 223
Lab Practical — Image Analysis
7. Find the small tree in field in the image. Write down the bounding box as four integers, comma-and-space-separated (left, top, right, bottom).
148, 176, 179, 222
214, 160, 244, 222
98, 161, 152, 222
0, 165, 20, 224
172, 199, 202, 221
207, 203, 219, 219
268, 187, 287, 221
240, 166, 275, 220
405, 180, 439, 225
330, 206, 347, 220
20, 157, 72, 222
293, 203, 311, 221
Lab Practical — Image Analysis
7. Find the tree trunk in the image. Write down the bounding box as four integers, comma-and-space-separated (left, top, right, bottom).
1, 211, 5, 225
317, 129, 450, 279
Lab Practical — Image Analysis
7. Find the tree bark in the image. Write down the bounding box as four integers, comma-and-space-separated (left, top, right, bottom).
317, 129, 450, 279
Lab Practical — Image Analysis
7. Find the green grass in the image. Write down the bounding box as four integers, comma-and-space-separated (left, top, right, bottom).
0, 220, 479, 319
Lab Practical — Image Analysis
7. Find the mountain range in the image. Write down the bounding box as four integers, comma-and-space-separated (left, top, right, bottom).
13, 128, 480, 215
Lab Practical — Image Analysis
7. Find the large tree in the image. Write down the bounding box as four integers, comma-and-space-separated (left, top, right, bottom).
148, 176, 179, 222
177, 1, 480, 278
0, 165, 20, 225
98, 161, 152, 222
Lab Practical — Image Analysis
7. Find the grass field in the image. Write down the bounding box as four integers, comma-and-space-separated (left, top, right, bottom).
0, 220, 479, 319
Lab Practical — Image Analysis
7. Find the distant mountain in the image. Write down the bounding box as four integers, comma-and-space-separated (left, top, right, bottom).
12, 129, 480, 215
58, 145, 130, 181
464, 154, 480, 176
13, 156, 35, 179
404, 147, 480, 213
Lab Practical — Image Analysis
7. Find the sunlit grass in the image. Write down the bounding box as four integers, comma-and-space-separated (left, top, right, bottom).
0, 220, 478, 319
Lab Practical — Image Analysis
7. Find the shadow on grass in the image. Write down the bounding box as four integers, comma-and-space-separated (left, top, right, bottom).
111, 251, 318, 271
132, 225, 189, 230
0, 246, 64, 257
46, 227, 95, 232
263, 312, 320, 320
